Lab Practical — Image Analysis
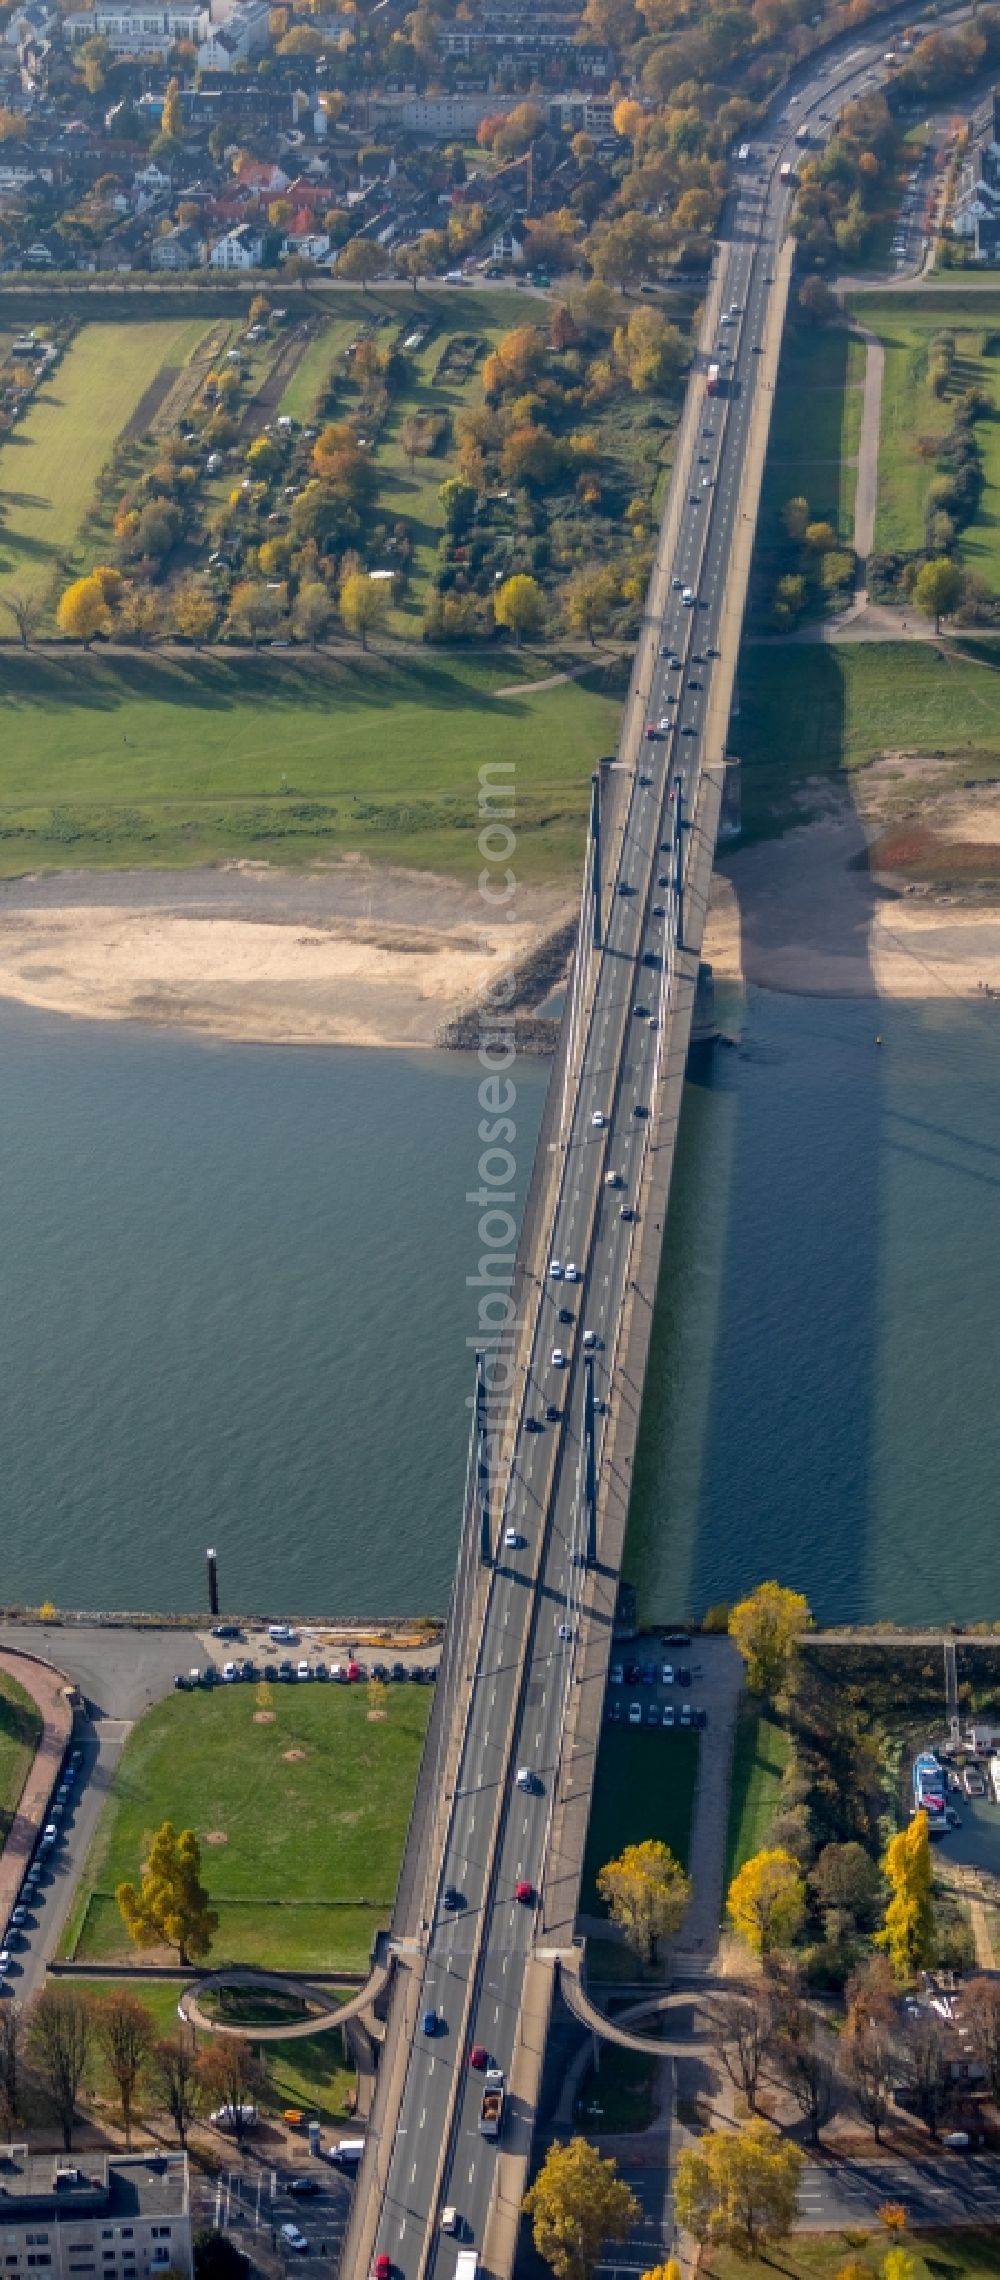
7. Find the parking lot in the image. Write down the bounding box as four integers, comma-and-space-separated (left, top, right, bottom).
604, 1637, 711, 1737
190, 2155, 356, 2278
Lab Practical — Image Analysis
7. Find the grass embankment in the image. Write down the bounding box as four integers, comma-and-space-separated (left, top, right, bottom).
761, 322, 866, 547
705, 2236, 1000, 2280
850, 291, 1000, 581
61, 1682, 430, 1974
0, 1669, 41, 1850
582, 1725, 699, 1982
73, 1977, 357, 2122
0, 647, 622, 878
0, 322, 208, 612
724, 1703, 790, 1884
736, 639, 1000, 842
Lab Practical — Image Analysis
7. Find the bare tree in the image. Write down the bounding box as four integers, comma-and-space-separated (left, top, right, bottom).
771, 1998, 838, 2146
151, 2035, 200, 2148
897, 2012, 955, 2140
0, 591, 40, 648
96, 1992, 156, 2147
28, 1987, 92, 2149
195, 2038, 266, 2151
842, 2022, 896, 2145
959, 1976, 1000, 2101
0, 2002, 22, 2129
711, 1985, 774, 2114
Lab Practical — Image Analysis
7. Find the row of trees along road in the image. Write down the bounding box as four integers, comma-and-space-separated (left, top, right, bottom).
0, 1982, 265, 2153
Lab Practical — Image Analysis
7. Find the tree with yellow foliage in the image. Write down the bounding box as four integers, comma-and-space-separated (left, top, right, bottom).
340, 569, 387, 649
674, 2120, 802, 2260
116, 1823, 217, 1967
878, 1812, 935, 1980
494, 574, 544, 645
612, 97, 645, 142
161, 76, 182, 142
727, 1848, 806, 1959
596, 1839, 691, 1964
171, 580, 216, 648
523, 2138, 639, 2280
728, 1579, 811, 1696
56, 572, 112, 647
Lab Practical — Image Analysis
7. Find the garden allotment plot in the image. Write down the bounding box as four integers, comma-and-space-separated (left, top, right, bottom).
0, 320, 209, 612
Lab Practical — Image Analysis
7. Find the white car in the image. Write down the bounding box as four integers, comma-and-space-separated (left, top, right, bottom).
604, 1170, 623, 1188
662, 1704, 675, 1728
628, 1701, 642, 1725
662, 1663, 674, 1685
548, 1259, 563, 1279
504, 1528, 522, 1549
564, 1262, 579, 1282
550, 1347, 566, 1368
223, 1661, 238, 1682
558, 1622, 573, 1641
280, 2227, 308, 2255
657, 715, 672, 731
582, 1330, 597, 1351
297, 1660, 311, 1681
591, 1110, 606, 1127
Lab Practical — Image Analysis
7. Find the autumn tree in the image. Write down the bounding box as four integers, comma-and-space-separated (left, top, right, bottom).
878, 1813, 934, 1980
161, 77, 182, 142
292, 581, 334, 647
842, 2017, 896, 2144
340, 570, 388, 649
596, 1840, 691, 1965
196, 2039, 266, 2151
152, 2034, 201, 2147
95, 1991, 156, 2147
564, 566, 616, 645
116, 1822, 218, 1967
586, 212, 656, 292
227, 581, 287, 649
172, 581, 216, 648
913, 555, 963, 632
727, 1849, 806, 1959
805, 521, 838, 554
729, 1580, 811, 1695
57, 572, 112, 648
811, 1842, 882, 1929
0, 590, 40, 647
782, 496, 810, 543
28, 1987, 92, 2150
612, 308, 686, 393
117, 583, 160, 646
0, 2002, 22, 2130
494, 573, 544, 645
674, 2120, 803, 2260
400, 415, 424, 470
335, 237, 384, 289
710, 1984, 774, 2114
523, 2138, 640, 2280
896, 2010, 955, 2139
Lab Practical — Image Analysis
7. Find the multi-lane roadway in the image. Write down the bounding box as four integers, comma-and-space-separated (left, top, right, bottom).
368, 20, 946, 2276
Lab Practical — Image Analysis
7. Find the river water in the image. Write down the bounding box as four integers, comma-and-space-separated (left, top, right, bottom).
1, 988, 997, 1625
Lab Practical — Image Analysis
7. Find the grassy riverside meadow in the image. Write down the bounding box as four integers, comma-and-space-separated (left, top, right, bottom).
0, 1668, 41, 1850
60, 1683, 431, 1975
704, 2239, 1000, 2280
0, 648, 623, 878
847, 290, 1000, 579
724, 1704, 790, 1885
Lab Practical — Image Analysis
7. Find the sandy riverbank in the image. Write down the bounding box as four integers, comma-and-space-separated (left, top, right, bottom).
704, 809, 1000, 1001
0, 863, 574, 1048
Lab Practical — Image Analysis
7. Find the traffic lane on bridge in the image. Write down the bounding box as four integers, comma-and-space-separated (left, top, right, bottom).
797, 2152, 1000, 2229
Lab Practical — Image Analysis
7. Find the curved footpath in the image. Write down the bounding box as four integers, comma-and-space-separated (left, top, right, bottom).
0, 1650, 73, 1930
179, 1960, 393, 2041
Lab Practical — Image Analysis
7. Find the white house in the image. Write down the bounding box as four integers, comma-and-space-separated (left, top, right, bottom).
209, 221, 264, 267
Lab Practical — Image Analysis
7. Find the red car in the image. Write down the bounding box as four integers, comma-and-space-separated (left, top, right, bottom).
515, 1880, 536, 1905
469, 2044, 489, 2070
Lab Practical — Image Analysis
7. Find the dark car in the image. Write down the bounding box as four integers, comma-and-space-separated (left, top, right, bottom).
241, 1660, 257, 1681
633, 1103, 649, 1118
174, 1674, 193, 1691
624, 1662, 640, 1685
608, 1697, 622, 1722
663, 1631, 692, 1645
526, 1416, 544, 1432
278, 1660, 294, 1681
422, 2009, 441, 2036
263, 1663, 278, 1682
642, 1663, 656, 1685
391, 1663, 407, 1681
443, 1886, 465, 1911
287, 2179, 321, 2197
313, 1661, 329, 1680
677, 1666, 692, 1686
545, 1402, 561, 1423
211, 1624, 240, 1640
558, 1306, 574, 1324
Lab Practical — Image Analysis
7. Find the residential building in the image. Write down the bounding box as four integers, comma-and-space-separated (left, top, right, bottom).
209, 220, 263, 265
63, 1, 208, 50
197, 0, 270, 69
0, 2149, 192, 2280
952, 87, 1000, 258
150, 220, 205, 265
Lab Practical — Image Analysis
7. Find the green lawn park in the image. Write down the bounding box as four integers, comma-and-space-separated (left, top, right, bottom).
735, 638, 1000, 841
62, 1976, 357, 2125
724, 1703, 790, 1885
706, 2237, 1000, 2280
0, 320, 210, 611
0, 1668, 42, 1852
60, 1681, 431, 1976
847, 291, 1000, 583
0, 647, 623, 879
761, 320, 866, 548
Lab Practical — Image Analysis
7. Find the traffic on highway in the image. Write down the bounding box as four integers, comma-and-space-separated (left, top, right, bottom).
366, 16, 934, 2276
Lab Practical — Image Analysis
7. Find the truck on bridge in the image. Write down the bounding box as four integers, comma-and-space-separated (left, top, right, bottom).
479, 2078, 504, 2139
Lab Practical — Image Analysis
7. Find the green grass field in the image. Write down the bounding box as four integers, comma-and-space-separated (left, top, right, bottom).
705, 2235, 1000, 2280
724, 1705, 790, 1885
61, 1682, 430, 1974
761, 322, 865, 548
849, 291, 1000, 578
581, 1726, 699, 1919
736, 639, 1000, 839
0, 1669, 41, 1851
0, 647, 622, 878
70, 1976, 357, 2122
0, 321, 208, 611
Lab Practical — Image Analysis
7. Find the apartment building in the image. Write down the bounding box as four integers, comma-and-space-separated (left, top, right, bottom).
0, 2151, 191, 2280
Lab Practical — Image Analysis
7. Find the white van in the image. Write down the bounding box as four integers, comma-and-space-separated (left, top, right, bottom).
328, 2138, 365, 2169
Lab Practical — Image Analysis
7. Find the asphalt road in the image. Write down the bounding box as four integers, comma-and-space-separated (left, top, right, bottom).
797, 2150, 1000, 2228
189, 2154, 355, 2276
369, 21, 943, 2278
